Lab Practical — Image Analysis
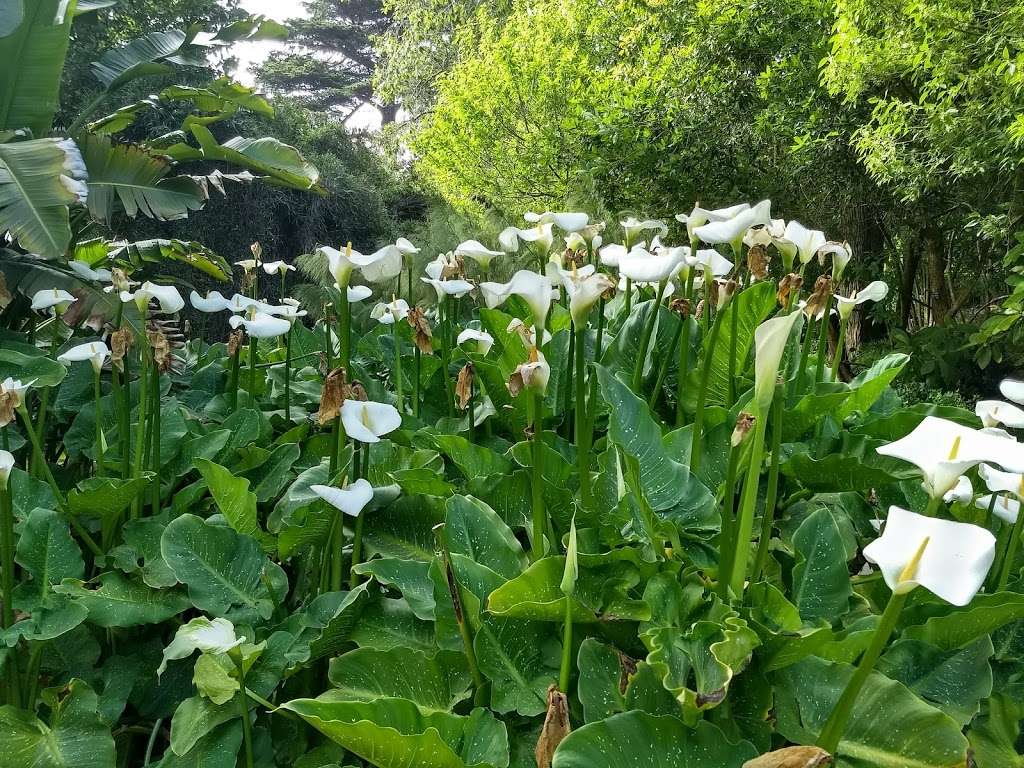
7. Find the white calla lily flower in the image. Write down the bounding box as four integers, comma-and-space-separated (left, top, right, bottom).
228, 311, 291, 339
480, 270, 554, 333
525, 211, 590, 232
943, 475, 974, 505
863, 505, 995, 605
263, 299, 307, 323
457, 328, 494, 355
234, 259, 260, 272
836, 281, 888, 320
158, 616, 244, 677
753, 311, 802, 411
262, 260, 295, 275
976, 400, 1024, 429
421, 255, 474, 300
507, 318, 551, 348
58, 341, 109, 373
0, 378, 33, 413
455, 240, 504, 269
618, 245, 685, 283
877, 416, 1024, 498
0, 449, 13, 489
370, 298, 411, 325
782, 221, 826, 266
510, 347, 550, 395
311, 478, 374, 518
978, 463, 1024, 499
818, 241, 853, 280
977, 494, 1021, 525
341, 399, 402, 443
189, 290, 231, 313
499, 223, 554, 254
350, 244, 404, 283
620, 217, 668, 245
999, 379, 1024, 406
598, 243, 631, 268
318, 245, 356, 288
120, 282, 184, 314
346, 285, 373, 303
693, 200, 771, 251
562, 270, 615, 329
676, 203, 750, 242
224, 293, 269, 314
31, 288, 77, 314
68, 260, 112, 283
688, 247, 734, 278
396, 237, 419, 255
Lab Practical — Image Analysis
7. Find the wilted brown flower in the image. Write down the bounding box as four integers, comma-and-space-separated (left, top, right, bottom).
240, 269, 256, 296
111, 328, 134, 371
250, 241, 263, 261
455, 362, 475, 411
318, 367, 350, 425
714, 279, 738, 310
147, 328, 172, 373
227, 329, 244, 358
439, 252, 464, 280
670, 297, 691, 318
406, 307, 433, 354
110, 268, 132, 293
694, 299, 706, 318
0, 273, 11, 310
0, 391, 15, 428
747, 244, 770, 282
563, 248, 586, 269
601, 281, 617, 301
742, 746, 831, 768
349, 380, 368, 402
535, 685, 571, 768
776, 273, 803, 307
732, 412, 756, 446
804, 275, 833, 320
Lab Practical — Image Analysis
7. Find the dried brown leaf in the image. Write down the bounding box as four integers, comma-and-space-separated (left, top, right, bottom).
407, 307, 433, 354
318, 367, 350, 425
742, 746, 832, 768
535, 685, 571, 768
456, 362, 475, 411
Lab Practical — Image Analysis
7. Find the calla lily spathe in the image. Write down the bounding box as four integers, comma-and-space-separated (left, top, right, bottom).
563, 270, 615, 329
190, 290, 232, 313
229, 312, 291, 339
234, 259, 260, 272
318, 245, 356, 288
341, 400, 402, 443
263, 299, 308, 323
158, 616, 244, 677
978, 462, 1024, 500
944, 475, 974, 504
457, 328, 494, 355
836, 281, 888, 320
58, 341, 110, 372
421, 256, 474, 300
999, 379, 1024, 406
499, 222, 554, 254
350, 242, 408, 283
31, 289, 77, 314
977, 494, 1020, 524
225, 293, 269, 314
693, 200, 771, 251
0, 449, 13, 488
68, 260, 112, 283
346, 285, 373, 303
262, 261, 295, 275
525, 211, 590, 232
507, 318, 551, 348
676, 203, 750, 242
455, 240, 504, 269
620, 217, 668, 245
819, 241, 853, 280
782, 221, 826, 266
753, 311, 802, 410
371, 298, 411, 325
864, 505, 995, 605
976, 400, 1024, 429
598, 243, 631, 268
877, 416, 1024, 498
509, 348, 550, 395
480, 270, 554, 333
311, 478, 374, 517
0, 378, 32, 410
121, 282, 184, 314
618, 246, 685, 283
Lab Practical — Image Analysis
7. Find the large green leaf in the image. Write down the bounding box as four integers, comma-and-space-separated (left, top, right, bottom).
552, 714, 757, 768
0, 347, 67, 387
281, 697, 509, 768
327, 648, 472, 713
81, 133, 205, 223
108, 238, 230, 280
0, 0, 23, 37
901, 592, 1024, 650
160, 514, 286, 620
773, 656, 970, 768
0, 679, 115, 768
445, 495, 527, 580
15, 507, 84, 609
194, 458, 264, 542
0, 137, 75, 258
474, 616, 558, 716
0, 0, 74, 135
90, 29, 200, 92
704, 281, 776, 406
791, 507, 853, 622
53, 572, 191, 628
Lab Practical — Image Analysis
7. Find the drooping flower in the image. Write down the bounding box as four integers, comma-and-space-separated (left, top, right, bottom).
190, 290, 232, 313
311, 478, 374, 518
508, 347, 550, 396
877, 416, 1024, 498
421, 255, 474, 300
68, 260, 112, 283
507, 318, 551, 348
158, 616, 244, 676
525, 211, 590, 233
818, 241, 853, 281
863, 505, 995, 606
457, 328, 494, 355
371, 298, 411, 325
120, 282, 184, 314
341, 399, 402, 443
620, 217, 668, 245
480, 270, 554, 333
262, 260, 296, 276
31, 288, 77, 315
57, 341, 110, 373
228, 311, 291, 339
455, 240, 504, 270
836, 281, 888, 320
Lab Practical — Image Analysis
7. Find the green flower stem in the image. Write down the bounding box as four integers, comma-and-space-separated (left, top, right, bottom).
814, 293, 835, 383
727, 405, 770, 598
149, 370, 161, 517
984, 491, 999, 528
817, 589, 908, 754
435, 525, 487, 706
111, 364, 128, 477
93, 369, 104, 478
650, 313, 683, 411
632, 280, 667, 392
413, 345, 421, 418
0, 481, 13, 630
830, 314, 850, 382
468, 370, 476, 443
349, 445, 368, 590
716, 438, 743, 600
574, 329, 592, 509
674, 315, 694, 427
563, 331, 575, 441
530, 390, 547, 561
247, 335, 258, 398
924, 495, 942, 517
689, 305, 727, 477
142, 718, 163, 767
559, 595, 573, 693
726, 246, 744, 406
752, 382, 785, 582
284, 324, 293, 419
392, 320, 404, 414
440, 298, 454, 417
997, 502, 1024, 591
795, 314, 817, 395
322, 309, 333, 366
623, 278, 632, 315
231, 650, 256, 768
131, 334, 149, 520
595, 298, 606, 355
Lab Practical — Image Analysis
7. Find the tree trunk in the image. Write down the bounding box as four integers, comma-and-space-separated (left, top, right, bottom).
924, 225, 951, 325
899, 236, 921, 329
